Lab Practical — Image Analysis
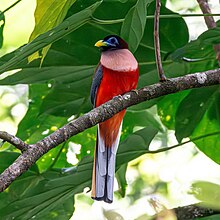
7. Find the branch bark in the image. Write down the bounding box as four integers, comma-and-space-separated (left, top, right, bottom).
0, 68, 220, 192
0, 131, 28, 152
173, 203, 220, 220
197, 0, 220, 65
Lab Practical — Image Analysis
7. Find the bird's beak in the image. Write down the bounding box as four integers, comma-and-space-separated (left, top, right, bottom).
95, 40, 107, 47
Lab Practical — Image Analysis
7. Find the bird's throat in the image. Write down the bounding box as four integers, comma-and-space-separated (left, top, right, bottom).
100, 49, 138, 72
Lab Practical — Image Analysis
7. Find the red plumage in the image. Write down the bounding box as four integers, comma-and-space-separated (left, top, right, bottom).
96, 66, 139, 146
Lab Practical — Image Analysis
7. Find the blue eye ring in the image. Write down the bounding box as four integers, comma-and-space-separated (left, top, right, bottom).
107, 37, 119, 46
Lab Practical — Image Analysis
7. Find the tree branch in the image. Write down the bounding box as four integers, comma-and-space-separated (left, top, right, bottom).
0, 131, 28, 152
197, 0, 220, 65
0, 68, 220, 192
173, 203, 220, 219
154, 0, 166, 81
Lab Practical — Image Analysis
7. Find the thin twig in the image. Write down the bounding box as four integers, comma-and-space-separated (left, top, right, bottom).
0, 131, 29, 152
154, 0, 166, 82
197, 0, 220, 65
0, 68, 219, 192
91, 14, 220, 25
1, 0, 23, 14
148, 131, 220, 154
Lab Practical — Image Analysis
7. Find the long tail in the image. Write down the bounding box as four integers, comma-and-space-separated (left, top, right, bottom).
91, 114, 123, 203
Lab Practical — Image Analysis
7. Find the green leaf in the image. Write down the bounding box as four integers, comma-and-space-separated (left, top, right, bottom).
0, 66, 95, 85
191, 181, 220, 210
39, 84, 91, 117
117, 126, 158, 166
29, 0, 76, 63
16, 85, 66, 142
121, 0, 150, 52
0, 152, 20, 173
16, 84, 70, 172
0, 126, 158, 219
123, 109, 164, 140
116, 163, 128, 198
0, 66, 95, 117
157, 90, 190, 130
175, 87, 219, 142
170, 25, 220, 62
191, 105, 220, 164
0, 11, 5, 49
0, 169, 75, 220
0, 1, 101, 74
0, 152, 39, 174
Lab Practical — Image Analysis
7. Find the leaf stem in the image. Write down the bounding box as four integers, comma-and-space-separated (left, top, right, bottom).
91, 13, 220, 25
148, 131, 220, 154
1, 0, 23, 14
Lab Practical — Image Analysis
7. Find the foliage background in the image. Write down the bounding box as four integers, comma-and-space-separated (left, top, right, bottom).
0, 0, 220, 219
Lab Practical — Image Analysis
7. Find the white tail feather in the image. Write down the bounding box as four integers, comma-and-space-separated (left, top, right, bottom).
93, 123, 122, 203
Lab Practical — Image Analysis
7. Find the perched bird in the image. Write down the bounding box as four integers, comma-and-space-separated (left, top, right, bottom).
90, 35, 139, 203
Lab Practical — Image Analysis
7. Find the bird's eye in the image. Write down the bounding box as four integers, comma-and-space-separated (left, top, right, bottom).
111, 38, 115, 44
110, 37, 116, 44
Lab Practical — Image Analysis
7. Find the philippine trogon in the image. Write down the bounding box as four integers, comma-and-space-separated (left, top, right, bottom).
90, 35, 139, 203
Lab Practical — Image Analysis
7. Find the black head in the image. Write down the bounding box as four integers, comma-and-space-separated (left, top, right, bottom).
95, 35, 128, 52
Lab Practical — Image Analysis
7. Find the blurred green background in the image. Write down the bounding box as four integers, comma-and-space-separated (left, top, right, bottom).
0, 0, 220, 220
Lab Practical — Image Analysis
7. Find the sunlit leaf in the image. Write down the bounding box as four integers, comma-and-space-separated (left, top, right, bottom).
192, 181, 220, 210
0, 1, 101, 74
28, 0, 76, 63
0, 66, 95, 85
121, 0, 150, 52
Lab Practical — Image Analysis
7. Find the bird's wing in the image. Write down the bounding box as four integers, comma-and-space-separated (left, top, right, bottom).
90, 64, 103, 106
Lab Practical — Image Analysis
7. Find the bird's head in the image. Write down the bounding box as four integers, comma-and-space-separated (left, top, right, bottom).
95, 35, 128, 52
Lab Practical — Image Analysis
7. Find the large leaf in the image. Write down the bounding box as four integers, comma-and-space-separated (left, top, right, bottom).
28, 0, 76, 63
192, 181, 220, 210
0, 169, 75, 220
121, 0, 151, 52
0, 66, 95, 85
39, 83, 92, 117
170, 23, 220, 63
116, 126, 158, 165
0, 1, 101, 74
191, 101, 220, 164
175, 86, 219, 142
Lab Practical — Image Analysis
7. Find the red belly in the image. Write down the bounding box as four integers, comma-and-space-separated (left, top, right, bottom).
95, 66, 139, 146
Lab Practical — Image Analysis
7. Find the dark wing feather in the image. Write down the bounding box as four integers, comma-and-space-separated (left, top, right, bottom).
90, 64, 103, 106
